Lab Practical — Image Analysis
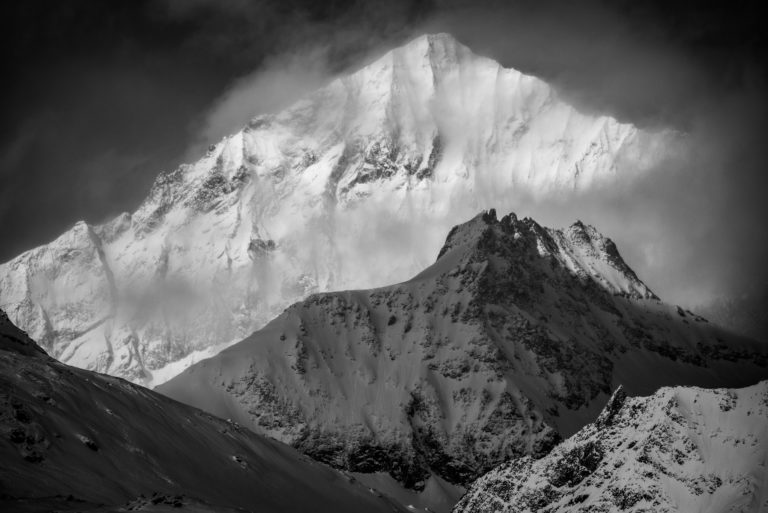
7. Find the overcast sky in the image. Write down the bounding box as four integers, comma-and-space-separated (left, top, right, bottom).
1, 0, 766, 307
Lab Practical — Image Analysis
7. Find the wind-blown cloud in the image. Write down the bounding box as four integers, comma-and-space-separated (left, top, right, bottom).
187, 48, 335, 159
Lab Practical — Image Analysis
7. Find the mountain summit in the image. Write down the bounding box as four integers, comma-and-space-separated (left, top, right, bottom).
0, 33, 669, 385
160, 210, 767, 496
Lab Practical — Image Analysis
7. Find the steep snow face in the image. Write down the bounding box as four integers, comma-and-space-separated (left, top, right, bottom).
159, 210, 768, 497
0, 310, 406, 513
454, 381, 768, 513
0, 33, 670, 386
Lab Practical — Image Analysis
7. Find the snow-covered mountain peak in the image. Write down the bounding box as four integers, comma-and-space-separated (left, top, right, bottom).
0, 33, 673, 386
351, 32, 485, 89
401, 32, 465, 59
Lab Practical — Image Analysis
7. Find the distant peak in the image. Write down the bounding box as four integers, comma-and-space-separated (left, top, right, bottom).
404, 32, 461, 48
389, 32, 476, 69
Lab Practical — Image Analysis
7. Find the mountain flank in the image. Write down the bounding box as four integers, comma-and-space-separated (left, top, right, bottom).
160, 210, 767, 494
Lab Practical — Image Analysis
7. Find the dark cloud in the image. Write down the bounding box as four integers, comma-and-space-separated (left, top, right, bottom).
1, 0, 766, 317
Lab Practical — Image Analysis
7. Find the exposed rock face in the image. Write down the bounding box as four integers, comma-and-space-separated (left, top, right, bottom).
159, 210, 768, 492
0, 33, 669, 386
454, 381, 768, 513
0, 310, 406, 513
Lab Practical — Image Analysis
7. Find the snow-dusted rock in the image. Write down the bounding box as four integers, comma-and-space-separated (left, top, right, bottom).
0, 33, 669, 386
454, 381, 768, 513
159, 210, 768, 494
0, 310, 406, 513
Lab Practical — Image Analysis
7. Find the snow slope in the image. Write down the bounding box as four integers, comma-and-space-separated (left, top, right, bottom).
0, 310, 406, 513
0, 33, 670, 386
159, 210, 768, 505
454, 381, 768, 513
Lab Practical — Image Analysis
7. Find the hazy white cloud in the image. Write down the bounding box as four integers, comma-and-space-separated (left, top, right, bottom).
186, 48, 335, 159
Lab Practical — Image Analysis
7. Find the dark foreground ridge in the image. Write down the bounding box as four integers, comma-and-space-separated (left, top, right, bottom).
0, 310, 406, 513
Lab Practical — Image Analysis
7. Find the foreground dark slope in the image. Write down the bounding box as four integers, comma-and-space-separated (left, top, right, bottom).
0, 311, 404, 513
160, 210, 768, 491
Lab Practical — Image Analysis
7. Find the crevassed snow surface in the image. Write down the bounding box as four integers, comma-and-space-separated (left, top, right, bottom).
454, 381, 768, 513
0, 33, 671, 386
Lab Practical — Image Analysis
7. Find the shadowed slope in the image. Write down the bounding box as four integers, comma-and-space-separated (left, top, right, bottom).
0, 311, 405, 513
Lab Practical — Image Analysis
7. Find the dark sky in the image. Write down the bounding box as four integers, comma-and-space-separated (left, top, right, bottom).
1, 0, 766, 306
